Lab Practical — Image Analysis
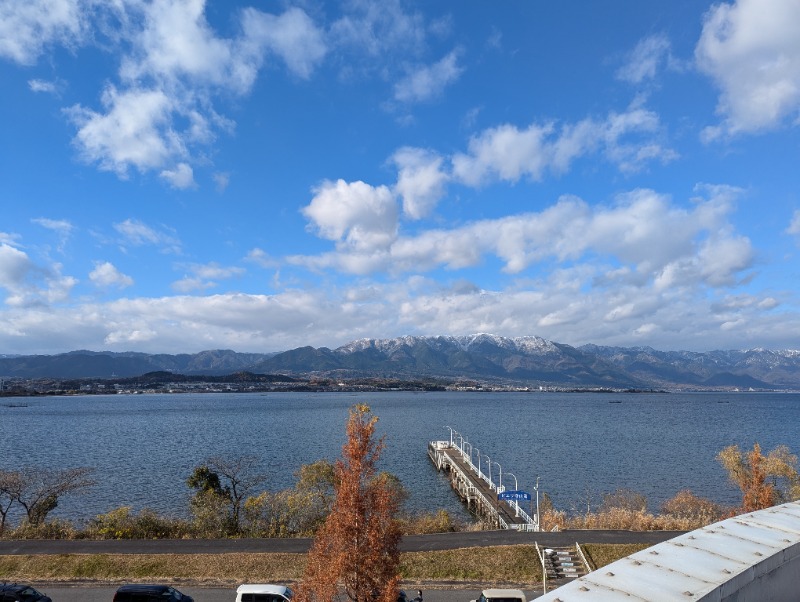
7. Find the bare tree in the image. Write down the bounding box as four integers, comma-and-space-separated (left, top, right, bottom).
188, 456, 264, 534
0, 470, 21, 535
296, 404, 402, 602
12, 467, 95, 526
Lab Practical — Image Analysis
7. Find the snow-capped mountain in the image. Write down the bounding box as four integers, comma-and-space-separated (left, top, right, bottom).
3, 335, 800, 388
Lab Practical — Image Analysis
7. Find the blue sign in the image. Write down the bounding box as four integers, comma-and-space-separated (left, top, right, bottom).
498, 490, 531, 501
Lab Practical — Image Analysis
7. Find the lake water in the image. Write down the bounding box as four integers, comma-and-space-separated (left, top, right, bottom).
2, 391, 799, 524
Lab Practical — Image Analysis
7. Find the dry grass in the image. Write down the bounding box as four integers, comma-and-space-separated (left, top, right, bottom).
582, 544, 649, 569
0, 544, 643, 586
400, 546, 542, 584
541, 508, 720, 532
0, 553, 307, 585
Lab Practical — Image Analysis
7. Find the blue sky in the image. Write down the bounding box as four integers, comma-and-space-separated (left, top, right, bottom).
2, 0, 800, 355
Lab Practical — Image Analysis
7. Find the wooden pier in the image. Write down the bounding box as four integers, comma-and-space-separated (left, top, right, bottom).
428, 440, 538, 530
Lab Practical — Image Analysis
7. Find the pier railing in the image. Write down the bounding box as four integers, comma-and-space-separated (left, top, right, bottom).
428, 440, 536, 530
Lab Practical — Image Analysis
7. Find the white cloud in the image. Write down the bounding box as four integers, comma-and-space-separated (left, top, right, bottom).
394, 50, 463, 103
302, 179, 398, 253
32, 217, 73, 235
295, 185, 752, 295
0, 243, 77, 307
32, 217, 74, 253
331, 0, 428, 57
0, 232, 22, 246
391, 147, 448, 219
788, 209, 800, 236
160, 162, 195, 189
0, 273, 792, 354
171, 261, 245, 292
171, 277, 217, 293
213, 172, 230, 193
240, 6, 327, 80
696, 0, 800, 137
246, 248, 279, 268
28, 78, 60, 94
113, 218, 181, 253
452, 106, 675, 186
616, 34, 671, 84
45, 1, 325, 186
0, 243, 34, 290
453, 122, 554, 186
0, 0, 87, 65
89, 261, 133, 289
66, 85, 178, 176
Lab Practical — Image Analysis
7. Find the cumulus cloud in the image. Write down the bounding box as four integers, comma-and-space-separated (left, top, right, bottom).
47, 0, 326, 186
240, 6, 327, 80
0, 0, 87, 65
302, 179, 398, 253
0, 243, 77, 307
394, 50, 463, 103
295, 184, 753, 295
0, 273, 791, 354
452, 106, 676, 186
89, 261, 133, 289
696, 0, 800, 138
391, 147, 448, 219
67, 86, 178, 177
616, 33, 672, 84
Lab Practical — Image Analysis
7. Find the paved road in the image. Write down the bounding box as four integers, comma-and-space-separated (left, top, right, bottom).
0, 529, 683, 555
40, 585, 546, 602
5, 531, 685, 601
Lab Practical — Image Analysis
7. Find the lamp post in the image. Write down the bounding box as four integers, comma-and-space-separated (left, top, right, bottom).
506, 472, 519, 516
444, 426, 454, 446
494, 461, 503, 492
534, 476, 541, 532
483, 454, 492, 487
506, 471, 518, 491
456, 433, 463, 455
475, 447, 482, 479
464, 441, 472, 467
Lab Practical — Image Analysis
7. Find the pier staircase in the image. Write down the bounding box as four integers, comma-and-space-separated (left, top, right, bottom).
541, 546, 589, 584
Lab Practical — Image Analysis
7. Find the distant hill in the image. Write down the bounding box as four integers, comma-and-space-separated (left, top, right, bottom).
0, 349, 274, 378
2, 334, 800, 389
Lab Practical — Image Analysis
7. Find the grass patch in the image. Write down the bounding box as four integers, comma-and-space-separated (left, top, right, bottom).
0, 553, 307, 584
0, 545, 642, 585
582, 543, 649, 569
400, 546, 542, 584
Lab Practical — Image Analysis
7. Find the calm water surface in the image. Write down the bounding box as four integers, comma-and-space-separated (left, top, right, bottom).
2, 391, 798, 522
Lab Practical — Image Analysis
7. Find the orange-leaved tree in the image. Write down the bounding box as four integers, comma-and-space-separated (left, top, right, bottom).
295, 404, 402, 602
716, 442, 800, 512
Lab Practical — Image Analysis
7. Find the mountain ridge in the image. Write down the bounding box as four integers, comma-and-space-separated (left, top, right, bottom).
2, 334, 799, 389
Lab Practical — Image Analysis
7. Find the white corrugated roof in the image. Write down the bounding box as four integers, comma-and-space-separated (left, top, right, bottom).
537, 500, 800, 601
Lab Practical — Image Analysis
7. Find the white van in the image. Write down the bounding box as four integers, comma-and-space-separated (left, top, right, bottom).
235, 584, 293, 602
470, 589, 527, 602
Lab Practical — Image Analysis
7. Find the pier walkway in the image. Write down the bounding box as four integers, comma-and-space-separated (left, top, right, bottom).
428, 440, 538, 530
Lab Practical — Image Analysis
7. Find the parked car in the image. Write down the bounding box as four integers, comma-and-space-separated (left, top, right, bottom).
235, 584, 293, 602
112, 584, 194, 602
469, 588, 527, 602
0, 583, 52, 602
